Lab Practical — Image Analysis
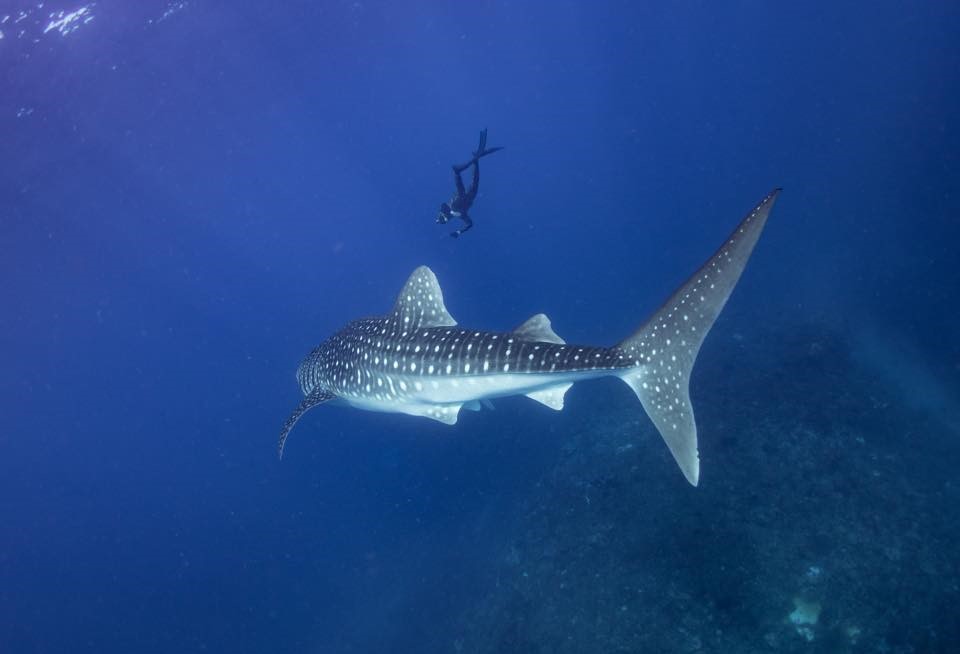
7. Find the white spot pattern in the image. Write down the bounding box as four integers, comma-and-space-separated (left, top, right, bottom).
286, 188, 778, 485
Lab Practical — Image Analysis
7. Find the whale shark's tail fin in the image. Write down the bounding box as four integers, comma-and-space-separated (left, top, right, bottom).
618, 189, 781, 485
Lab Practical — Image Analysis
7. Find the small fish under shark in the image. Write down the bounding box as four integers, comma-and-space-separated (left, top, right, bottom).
279, 189, 781, 485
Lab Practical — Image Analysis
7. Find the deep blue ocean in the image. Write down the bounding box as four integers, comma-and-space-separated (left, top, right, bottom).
2, 2, 958, 652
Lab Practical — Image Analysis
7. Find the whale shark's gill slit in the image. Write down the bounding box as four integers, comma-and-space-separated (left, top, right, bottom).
618, 188, 780, 486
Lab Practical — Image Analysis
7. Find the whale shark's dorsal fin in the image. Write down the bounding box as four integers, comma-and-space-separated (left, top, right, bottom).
513, 313, 566, 344
392, 266, 457, 328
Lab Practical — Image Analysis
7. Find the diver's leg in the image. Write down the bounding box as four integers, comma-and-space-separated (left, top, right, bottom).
464, 160, 480, 205
452, 167, 466, 197
473, 128, 503, 159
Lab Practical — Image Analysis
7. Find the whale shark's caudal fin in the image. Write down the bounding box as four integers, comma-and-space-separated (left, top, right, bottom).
618, 189, 781, 486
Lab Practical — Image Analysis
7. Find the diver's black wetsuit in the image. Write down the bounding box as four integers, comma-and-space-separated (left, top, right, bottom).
437, 129, 502, 238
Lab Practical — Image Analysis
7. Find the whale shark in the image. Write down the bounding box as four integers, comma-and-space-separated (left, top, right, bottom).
279, 189, 780, 485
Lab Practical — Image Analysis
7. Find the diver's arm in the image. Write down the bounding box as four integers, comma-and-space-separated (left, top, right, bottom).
451, 213, 473, 238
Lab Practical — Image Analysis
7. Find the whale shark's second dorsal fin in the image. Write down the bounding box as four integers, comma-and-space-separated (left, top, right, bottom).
513, 313, 566, 344
392, 266, 457, 328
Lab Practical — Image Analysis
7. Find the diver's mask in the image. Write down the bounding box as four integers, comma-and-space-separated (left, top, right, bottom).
437, 202, 451, 224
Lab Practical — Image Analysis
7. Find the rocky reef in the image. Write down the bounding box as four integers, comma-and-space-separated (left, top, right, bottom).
447, 323, 960, 653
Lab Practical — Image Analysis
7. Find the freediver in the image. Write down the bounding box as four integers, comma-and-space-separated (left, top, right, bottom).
436, 129, 503, 238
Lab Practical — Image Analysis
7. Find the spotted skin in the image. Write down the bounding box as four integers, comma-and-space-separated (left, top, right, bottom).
279, 189, 781, 485
297, 322, 634, 399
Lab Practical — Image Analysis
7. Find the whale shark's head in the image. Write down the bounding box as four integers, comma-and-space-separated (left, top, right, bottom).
294, 320, 371, 396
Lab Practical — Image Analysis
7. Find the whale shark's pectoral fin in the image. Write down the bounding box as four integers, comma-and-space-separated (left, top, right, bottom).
278, 387, 336, 459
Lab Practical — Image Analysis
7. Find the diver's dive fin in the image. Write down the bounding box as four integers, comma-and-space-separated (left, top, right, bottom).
278, 387, 335, 459
475, 146, 504, 159
472, 128, 503, 160
618, 188, 780, 486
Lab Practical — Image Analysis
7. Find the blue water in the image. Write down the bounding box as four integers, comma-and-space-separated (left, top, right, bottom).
2, 2, 958, 652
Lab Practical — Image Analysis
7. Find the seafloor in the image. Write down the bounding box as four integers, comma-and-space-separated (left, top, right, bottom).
439, 321, 959, 653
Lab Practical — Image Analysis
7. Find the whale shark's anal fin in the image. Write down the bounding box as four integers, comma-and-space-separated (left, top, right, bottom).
619, 188, 781, 486
526, 383, 573, 410
278, 387, 336, 460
